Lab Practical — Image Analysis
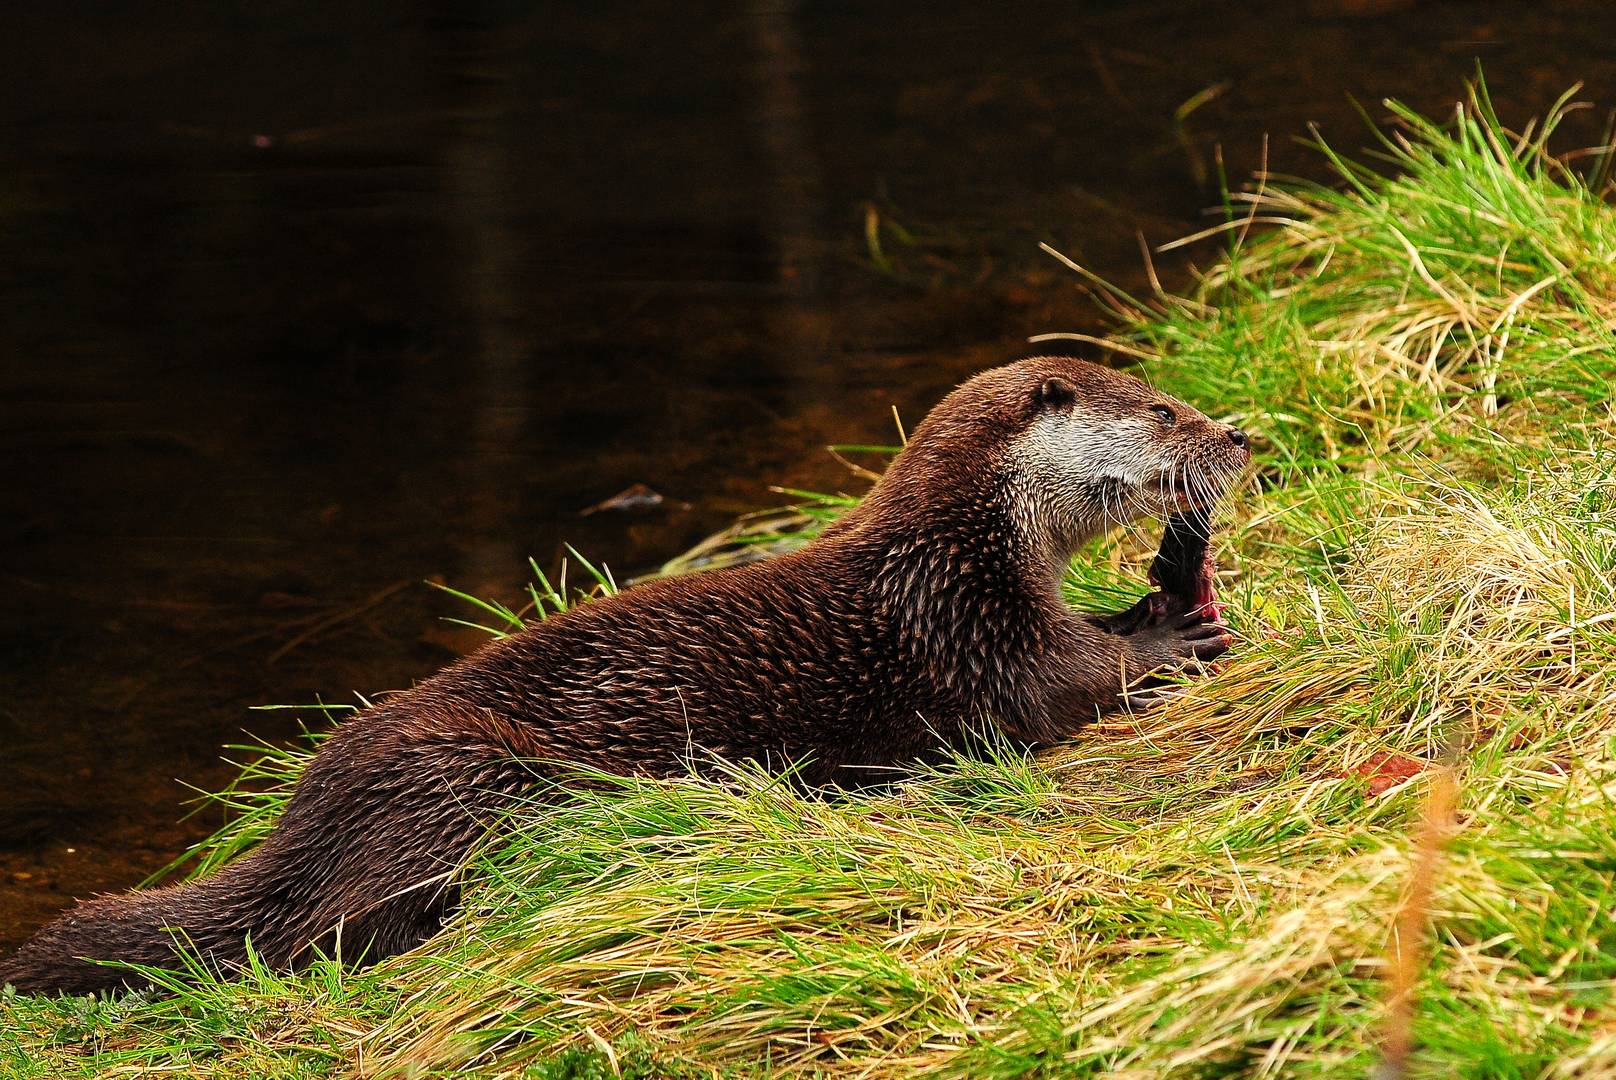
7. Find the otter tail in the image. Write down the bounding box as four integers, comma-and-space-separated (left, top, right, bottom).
1, 704, 539, 996
0, 865, 266, 995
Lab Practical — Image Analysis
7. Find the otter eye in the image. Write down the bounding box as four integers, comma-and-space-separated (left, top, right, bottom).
1149, 404, 1176, 425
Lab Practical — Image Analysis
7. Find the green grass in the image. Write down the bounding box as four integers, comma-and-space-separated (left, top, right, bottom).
7, 81, 1616, 1078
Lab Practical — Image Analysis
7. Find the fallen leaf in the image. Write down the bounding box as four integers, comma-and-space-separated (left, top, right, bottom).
1350, 751, 1428, 797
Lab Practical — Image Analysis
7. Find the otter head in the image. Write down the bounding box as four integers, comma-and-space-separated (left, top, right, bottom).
993, 357, 1250, 556
861, 357, 1249, 565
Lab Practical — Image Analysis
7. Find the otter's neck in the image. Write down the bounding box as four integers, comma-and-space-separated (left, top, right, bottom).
839, 455, 1086, 595
837, 465, 1076, 698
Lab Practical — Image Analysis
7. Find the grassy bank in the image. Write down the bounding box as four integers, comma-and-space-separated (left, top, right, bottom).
6, 84, 1616, 1078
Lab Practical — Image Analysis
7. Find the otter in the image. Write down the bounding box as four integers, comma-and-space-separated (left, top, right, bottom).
0, 356, 1249, 996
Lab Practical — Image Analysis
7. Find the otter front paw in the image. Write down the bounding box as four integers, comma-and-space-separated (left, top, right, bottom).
1093, 587, 1224, 638
1117, 610, 1230, 711
1127, 607, 1231, 672
1089, 591, 1165, 636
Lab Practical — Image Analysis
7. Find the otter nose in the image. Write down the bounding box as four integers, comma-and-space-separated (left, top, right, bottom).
1227, 426, 1248, 449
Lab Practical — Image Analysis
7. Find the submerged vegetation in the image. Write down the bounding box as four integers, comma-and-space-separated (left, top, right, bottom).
6, 84, 1616, 1077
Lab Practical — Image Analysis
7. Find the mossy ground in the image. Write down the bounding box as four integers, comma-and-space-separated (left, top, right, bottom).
5, 83, 1616, 1078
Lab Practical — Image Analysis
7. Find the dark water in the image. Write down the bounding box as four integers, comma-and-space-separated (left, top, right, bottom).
4, 0, 1616, 949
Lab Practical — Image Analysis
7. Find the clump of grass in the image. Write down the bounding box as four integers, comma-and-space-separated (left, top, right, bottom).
6, 81, 1616, 1078
1118, 83, 1616, 475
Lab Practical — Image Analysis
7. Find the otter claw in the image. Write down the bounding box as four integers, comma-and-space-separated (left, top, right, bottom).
1122, 683, 1182, 711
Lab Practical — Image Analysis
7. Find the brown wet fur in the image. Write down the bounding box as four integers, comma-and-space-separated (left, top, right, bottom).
0, 356, 1249, 995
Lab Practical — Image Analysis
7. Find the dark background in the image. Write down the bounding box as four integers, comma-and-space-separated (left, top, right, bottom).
4, 0, 1616, 949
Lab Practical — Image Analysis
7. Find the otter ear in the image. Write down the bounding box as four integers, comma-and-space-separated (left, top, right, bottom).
1038, 377, 1078, 410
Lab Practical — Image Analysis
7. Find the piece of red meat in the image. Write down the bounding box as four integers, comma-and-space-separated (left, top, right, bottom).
1098, 507, 1223, 636
1149, 506, 1219, 618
